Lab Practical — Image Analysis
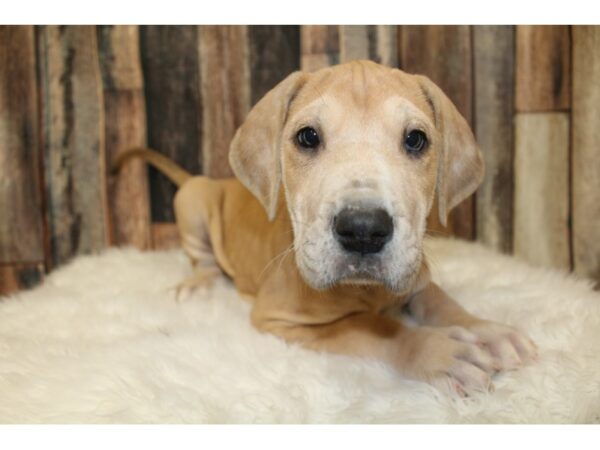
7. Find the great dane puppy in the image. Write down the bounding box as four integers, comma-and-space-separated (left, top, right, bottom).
115, 60, 536, 395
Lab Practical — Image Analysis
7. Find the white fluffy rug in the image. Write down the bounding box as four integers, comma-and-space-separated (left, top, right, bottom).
1, 238, 600, 423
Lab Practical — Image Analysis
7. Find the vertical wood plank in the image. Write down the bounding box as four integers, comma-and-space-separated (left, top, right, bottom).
97, 25, 151, 249
399, 25, 475, 239
0, 263, 44, 296
151, 223, 181, 250
0, 26, 45, 264
199, 25, 250, 178
140, 26, 202, 224
473, 26, 515, 253
514, 113, 570, 269
572, 26, 600, 284
248, 26, 300, 106
515, 26, 570, 112
339, 25, 398, 66
38, 26, 109, 266
301, 25, 340, 71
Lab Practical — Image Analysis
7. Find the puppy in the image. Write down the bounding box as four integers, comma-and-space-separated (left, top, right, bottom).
115, 60, 536, 394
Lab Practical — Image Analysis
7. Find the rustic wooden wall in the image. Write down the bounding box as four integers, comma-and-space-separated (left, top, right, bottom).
1, 25, 598, 296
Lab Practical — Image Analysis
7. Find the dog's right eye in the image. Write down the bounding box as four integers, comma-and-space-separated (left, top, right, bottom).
296, 127, 320, 149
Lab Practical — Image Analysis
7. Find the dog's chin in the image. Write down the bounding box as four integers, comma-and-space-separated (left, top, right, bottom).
297, 254, 420, 294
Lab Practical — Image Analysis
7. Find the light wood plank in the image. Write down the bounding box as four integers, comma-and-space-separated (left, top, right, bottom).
515, 26, 570, 112
473, 26, 515, 253
38, 26, 109, 266
340, 25, 370, 62
199, 25, 250, 178
572, 26, 600, 284
0, 26, 45, 264
301, 25, 340, 71
339, 25, 398, 67
98, 25, 151, 249
400, 25, 474, 239
151, 223, 180, 250
514, 113, 570, 269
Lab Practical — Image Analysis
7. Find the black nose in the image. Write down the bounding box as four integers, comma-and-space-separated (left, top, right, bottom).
333, 207, 394, 255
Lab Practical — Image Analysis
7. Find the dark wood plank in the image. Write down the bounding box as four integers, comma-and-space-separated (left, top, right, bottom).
572, 26, 600, 285
399, 25, 474, 239
0, 262, 44, 296
38, 26, 109, 266
0, 26, 45, 264
199, 25, 250, 178
301, 25, 340, 71
473, 26, 515, 253
140, 25, 202, 223
248, 25, 300, 106
515, 26, 570, 112
98, 25, 151, 249
514, 113, 570, 269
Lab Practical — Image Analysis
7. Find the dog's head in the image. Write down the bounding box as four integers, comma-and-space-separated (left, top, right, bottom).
229, 60, 483, 293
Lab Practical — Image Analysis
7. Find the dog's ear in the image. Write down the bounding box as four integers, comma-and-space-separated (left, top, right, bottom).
416, 75, 484, 227
229, 71, 308, 221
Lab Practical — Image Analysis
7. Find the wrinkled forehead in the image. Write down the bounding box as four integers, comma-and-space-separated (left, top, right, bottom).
288, 63, 435, 125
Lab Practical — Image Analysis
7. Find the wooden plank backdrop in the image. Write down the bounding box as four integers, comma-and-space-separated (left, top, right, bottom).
1, 25, 599, 296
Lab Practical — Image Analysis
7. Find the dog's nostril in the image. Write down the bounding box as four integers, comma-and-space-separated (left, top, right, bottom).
333, 207, 394, 255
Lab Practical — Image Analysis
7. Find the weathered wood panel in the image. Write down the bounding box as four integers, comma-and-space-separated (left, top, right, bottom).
399, 25, 474, 239
38, 26, 109, 266
98, 25, 151, 249
151, 223, 180, 250
0, 26, 45, 264
515, 26, 570, 112
301, 25, 340, 71
514, 113, 570, 269
0, 262, 44, 296
199, 26, 249, 178
248, 26, 300, 106
340, 25, 398, 66
572, 26, 600, 284
140, 26, 202, 223
473, 26, 515, 253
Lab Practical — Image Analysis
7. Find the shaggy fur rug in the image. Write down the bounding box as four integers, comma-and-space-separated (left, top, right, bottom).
1, 238, 599, 423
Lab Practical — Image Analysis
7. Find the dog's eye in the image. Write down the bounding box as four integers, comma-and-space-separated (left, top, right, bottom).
404, 130, 428, 155
296, 127, 320, 149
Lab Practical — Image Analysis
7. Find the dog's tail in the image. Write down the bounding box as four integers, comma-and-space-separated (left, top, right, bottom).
111, 148, 192, 187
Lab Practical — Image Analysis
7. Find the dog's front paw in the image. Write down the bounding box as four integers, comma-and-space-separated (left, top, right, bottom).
465, 320, 537, 370
401, 327, 498, 396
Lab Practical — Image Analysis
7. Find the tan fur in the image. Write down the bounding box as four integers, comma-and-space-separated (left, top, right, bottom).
114, 61, 536, 395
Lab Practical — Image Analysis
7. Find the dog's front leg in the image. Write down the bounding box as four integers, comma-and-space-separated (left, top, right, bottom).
253, 308, 497, 395
407, 282, 537, 371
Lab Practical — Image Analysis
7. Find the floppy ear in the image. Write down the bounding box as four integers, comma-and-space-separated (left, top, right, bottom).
416, 75, 484, 227
229, 71, 308, 221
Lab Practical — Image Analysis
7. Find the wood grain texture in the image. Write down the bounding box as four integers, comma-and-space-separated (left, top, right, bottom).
0, 26, 45, 264
248, 26, 300, 106
0, 262, 44, 296
514, 113, 570, 269
399, 25, 474, 239
199, 25, 250, 178
97, 25, 151, 249
340, 26, 398, 66
572, 26, 600, 284
515, 26, 570, 112
473, 26, 515, 253
151, 223, 180, 250
140, 26, 202, 223
38, 26, 109, 266
301, 25, 340, 71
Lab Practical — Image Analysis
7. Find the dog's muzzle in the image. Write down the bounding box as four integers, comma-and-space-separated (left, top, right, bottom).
333, 205, 394, 255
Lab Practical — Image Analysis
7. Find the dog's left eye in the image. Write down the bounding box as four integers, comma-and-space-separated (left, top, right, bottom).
404, 130, 428, 155
296, 127, 320, 149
